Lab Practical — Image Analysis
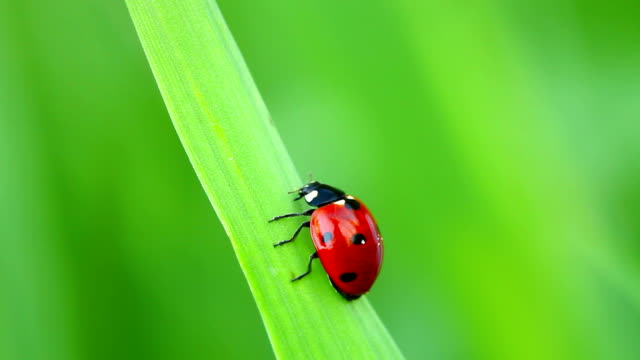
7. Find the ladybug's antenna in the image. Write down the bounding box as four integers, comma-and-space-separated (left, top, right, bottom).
287, 184, 304, 194
287, 173, 314, 194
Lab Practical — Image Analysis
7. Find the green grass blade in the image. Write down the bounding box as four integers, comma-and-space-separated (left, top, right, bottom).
125, 1, 404, 358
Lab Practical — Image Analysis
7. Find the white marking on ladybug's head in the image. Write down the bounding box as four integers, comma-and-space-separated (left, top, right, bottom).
305, 190, 318, 202
334, 199, 346, 205
346, 195, 354, 200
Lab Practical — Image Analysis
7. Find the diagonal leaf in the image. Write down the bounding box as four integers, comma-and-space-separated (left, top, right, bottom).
125, 0, 404, 358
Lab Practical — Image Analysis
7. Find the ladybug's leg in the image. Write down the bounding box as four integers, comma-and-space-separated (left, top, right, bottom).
292, 252, 318, 282
273, 221, 310, 247
268, 208, 314, 223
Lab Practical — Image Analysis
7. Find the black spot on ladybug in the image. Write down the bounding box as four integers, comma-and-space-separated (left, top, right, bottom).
329, 279, 362, 301
340, 272, 358, 282
344, 198, 361, 210
351, 233, 366, 245
321, 232, 334, 243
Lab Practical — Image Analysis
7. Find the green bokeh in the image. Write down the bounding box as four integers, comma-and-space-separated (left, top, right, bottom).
2, 1, 639, 359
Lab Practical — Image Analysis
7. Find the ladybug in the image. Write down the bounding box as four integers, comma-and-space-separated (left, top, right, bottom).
270, 181, 383, 300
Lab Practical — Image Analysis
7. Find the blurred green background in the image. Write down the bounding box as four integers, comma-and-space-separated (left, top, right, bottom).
2, 0, 640, 359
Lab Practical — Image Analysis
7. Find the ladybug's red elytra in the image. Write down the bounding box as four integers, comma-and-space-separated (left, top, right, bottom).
270, 181, 383, 300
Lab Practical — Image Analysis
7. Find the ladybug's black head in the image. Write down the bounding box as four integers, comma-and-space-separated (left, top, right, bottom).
293, 181, 345, 207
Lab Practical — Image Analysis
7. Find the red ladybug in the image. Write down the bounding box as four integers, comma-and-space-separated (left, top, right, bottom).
270, 181, 384, 300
